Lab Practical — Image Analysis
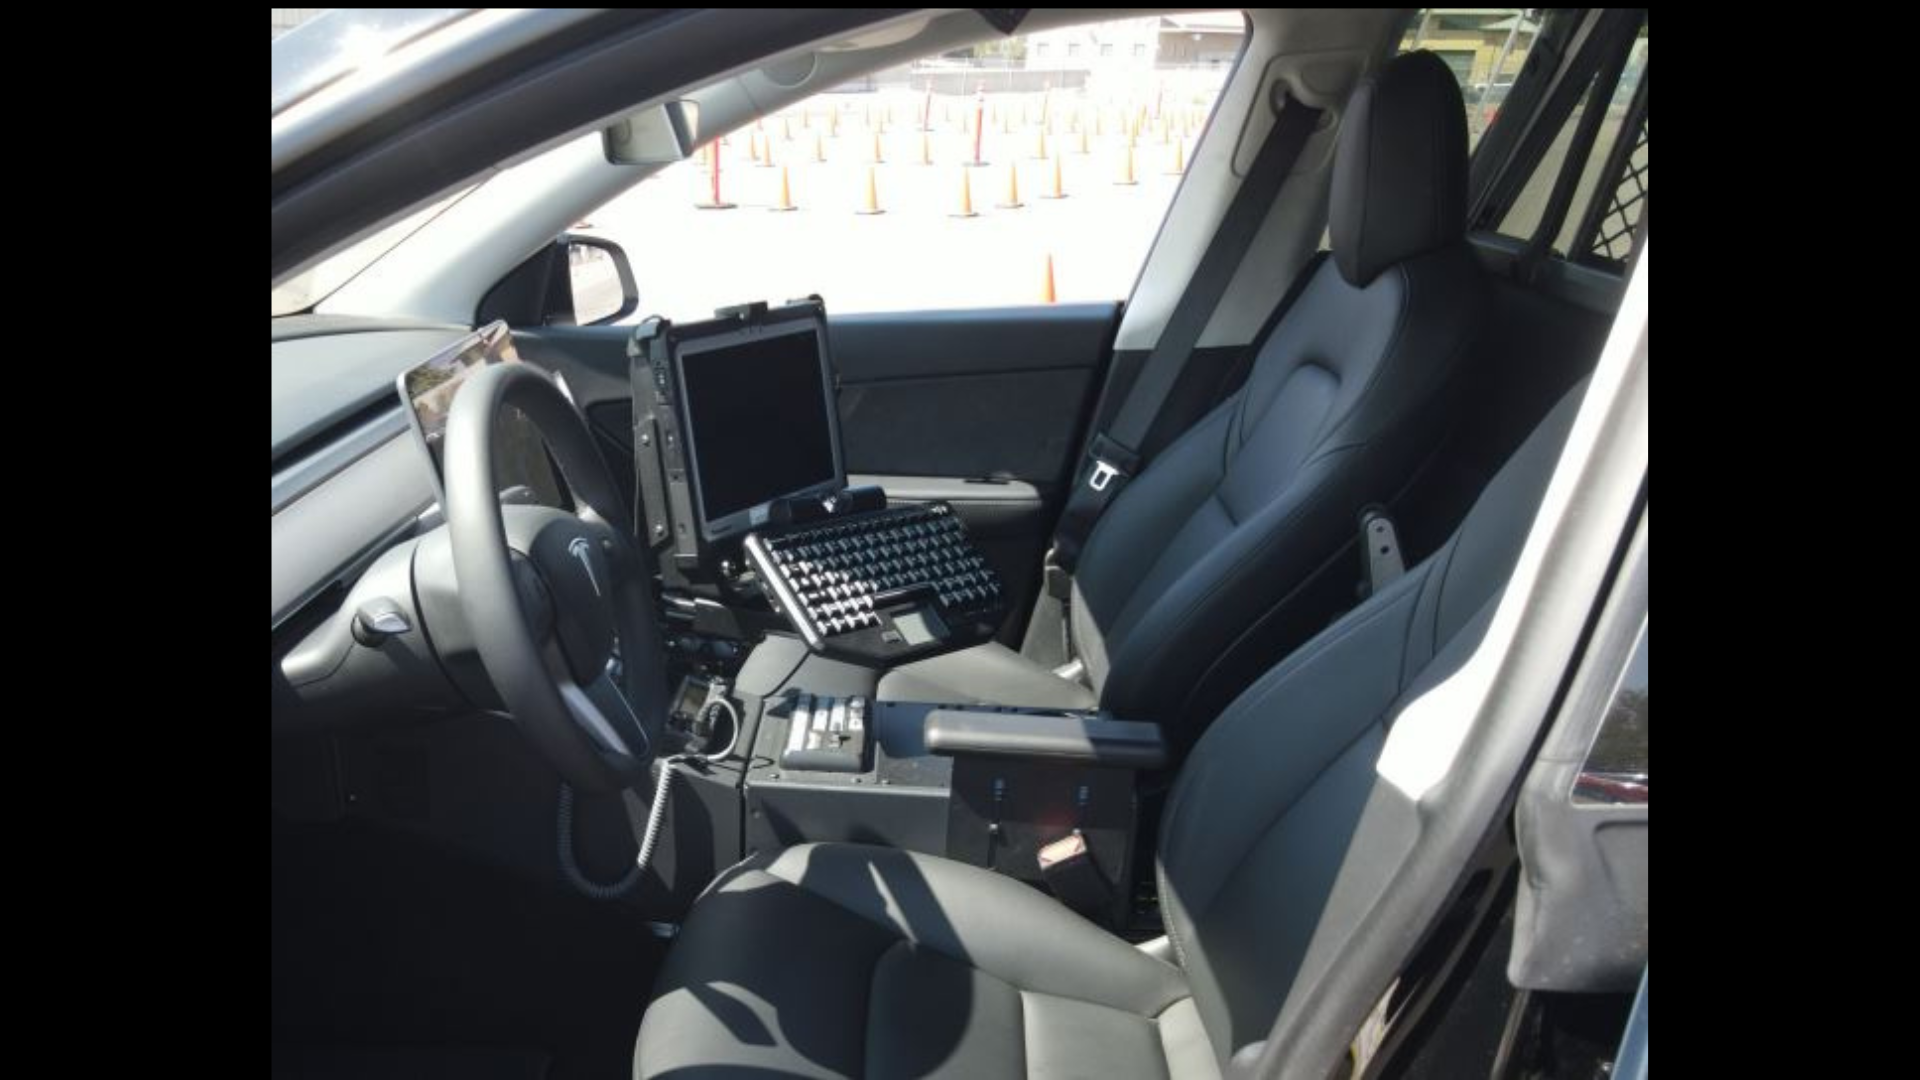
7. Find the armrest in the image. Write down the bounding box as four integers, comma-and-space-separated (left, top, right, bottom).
924, 709, 1168, 769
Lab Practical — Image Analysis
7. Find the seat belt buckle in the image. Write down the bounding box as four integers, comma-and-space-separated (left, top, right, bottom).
1042, 550, 1073, 601
1083, 434, 1141, 494
1037, 830, 1110, 916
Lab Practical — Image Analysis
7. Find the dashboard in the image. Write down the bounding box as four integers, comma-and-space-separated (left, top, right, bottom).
271, 318, 469, 631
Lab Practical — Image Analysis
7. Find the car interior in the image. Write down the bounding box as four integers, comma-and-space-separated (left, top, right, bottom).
272, 9, 1648, 1079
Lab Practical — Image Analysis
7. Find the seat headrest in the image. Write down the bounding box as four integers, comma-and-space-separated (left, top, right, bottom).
1330, 50, 1470, 287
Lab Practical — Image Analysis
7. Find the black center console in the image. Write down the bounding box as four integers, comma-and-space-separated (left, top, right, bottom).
701, 636, 1163, 929
626, 298, 1160, 930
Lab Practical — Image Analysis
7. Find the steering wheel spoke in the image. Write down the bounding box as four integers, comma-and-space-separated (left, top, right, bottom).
444, 360, 667, 790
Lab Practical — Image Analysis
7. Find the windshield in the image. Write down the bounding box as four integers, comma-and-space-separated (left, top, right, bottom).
271, 187, 473, 317
272, 8, 472, 114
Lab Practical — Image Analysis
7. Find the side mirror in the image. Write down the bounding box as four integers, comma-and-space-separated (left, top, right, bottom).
602, 100, 700, 165
478, 235, 641, 328
562, 235, 639, 326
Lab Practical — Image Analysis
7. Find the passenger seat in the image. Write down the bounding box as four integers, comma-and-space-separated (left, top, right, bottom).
879, 52, 1491, 726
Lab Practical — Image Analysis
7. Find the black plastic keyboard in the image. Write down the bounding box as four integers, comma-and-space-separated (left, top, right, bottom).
743, 503, 1008, 664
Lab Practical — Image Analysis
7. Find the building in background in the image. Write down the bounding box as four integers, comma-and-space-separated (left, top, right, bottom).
272, 8, 325, 40
1023, 13, 1245, 74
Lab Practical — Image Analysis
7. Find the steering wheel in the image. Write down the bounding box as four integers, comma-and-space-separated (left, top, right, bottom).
442, 362, 668, 790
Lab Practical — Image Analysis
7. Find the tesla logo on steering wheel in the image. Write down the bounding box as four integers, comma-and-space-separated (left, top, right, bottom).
567, 537, 603, 597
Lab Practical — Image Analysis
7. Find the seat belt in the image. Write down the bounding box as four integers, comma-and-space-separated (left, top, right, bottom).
1051, 83, 1324, 573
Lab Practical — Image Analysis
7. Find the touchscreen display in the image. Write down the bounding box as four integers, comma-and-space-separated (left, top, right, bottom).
399, 321, 568, 508
679, 326, 837, 528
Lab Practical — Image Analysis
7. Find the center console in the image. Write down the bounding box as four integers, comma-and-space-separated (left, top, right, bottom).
628, 298, 1161, 930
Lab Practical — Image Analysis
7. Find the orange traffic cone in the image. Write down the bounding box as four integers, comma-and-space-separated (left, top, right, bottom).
918, 131, 932, 166
950, 167, 978, 218
758, 136, 776, 168
996, 162, 1023, 208
749, 131, 762, 164
770, 165, 797, 211
1115, 144, 1137, 186
1041, 254, 1057, 304
829, 110, 839, 137
783, 116, 792, 142
1040, 154, 1067, 199
802, 110, 811, 130
814, 133, 826, 163
1032, 129, 1047, 159
872, 132, 885, 164
1165, 139, 1185, 176
1076, 127, 1089, 155
856, 166, 885, 215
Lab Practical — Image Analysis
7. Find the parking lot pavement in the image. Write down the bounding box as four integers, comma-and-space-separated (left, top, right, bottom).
582, 90, 1214, 321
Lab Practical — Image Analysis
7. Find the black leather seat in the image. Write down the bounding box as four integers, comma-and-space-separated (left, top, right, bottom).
879, 52, 1490, 723
633, 383, 1585, 1078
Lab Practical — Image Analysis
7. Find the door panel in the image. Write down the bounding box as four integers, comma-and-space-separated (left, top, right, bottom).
514, 302, 1116, 641
830, 303, 1117, 484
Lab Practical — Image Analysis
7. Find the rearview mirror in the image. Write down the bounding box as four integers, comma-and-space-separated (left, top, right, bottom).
602, 100, 700, 165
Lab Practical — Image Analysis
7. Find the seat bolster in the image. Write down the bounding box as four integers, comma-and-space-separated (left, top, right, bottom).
756, 844, 1189, 1016
637, 844, 1199, 1079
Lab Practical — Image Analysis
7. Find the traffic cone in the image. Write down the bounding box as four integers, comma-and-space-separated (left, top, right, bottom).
802, 109, 811, 130
1076, 127, 1089, 155
1032, 129, 1047, 159
949, 167, 978, 218
1041, 254, 1057, 304
783, 116, 792, 141
758, 136, 776, 168
918, 131, 932, 165
1115, 144, 1137, 186
856, 166, 885, 215
749, 131, 762, 164
1165, 139, 1184, 176
696, 141, 736, 209
872, 132, 885, 164
829, 110, 839, 137
814, 132, 826, 163
1040, 153, 1067, 199
996, 162, 1023, 208
770, 165, 797, 211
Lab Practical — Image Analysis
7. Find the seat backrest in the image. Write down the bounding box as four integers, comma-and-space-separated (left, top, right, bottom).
1070, 51, 1489, 724
1152, 379, 1585, 1065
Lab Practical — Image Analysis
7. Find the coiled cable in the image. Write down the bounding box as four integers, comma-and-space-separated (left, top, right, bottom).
557, 685, 741, 900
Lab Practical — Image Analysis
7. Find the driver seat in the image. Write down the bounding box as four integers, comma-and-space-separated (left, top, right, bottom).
632, 384, 1584, 1078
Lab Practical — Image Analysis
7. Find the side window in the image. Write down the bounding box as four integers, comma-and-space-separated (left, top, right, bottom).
583, 13, 1247, 321
1404, 10, 1648, 270
1400, 9, 1545, 151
